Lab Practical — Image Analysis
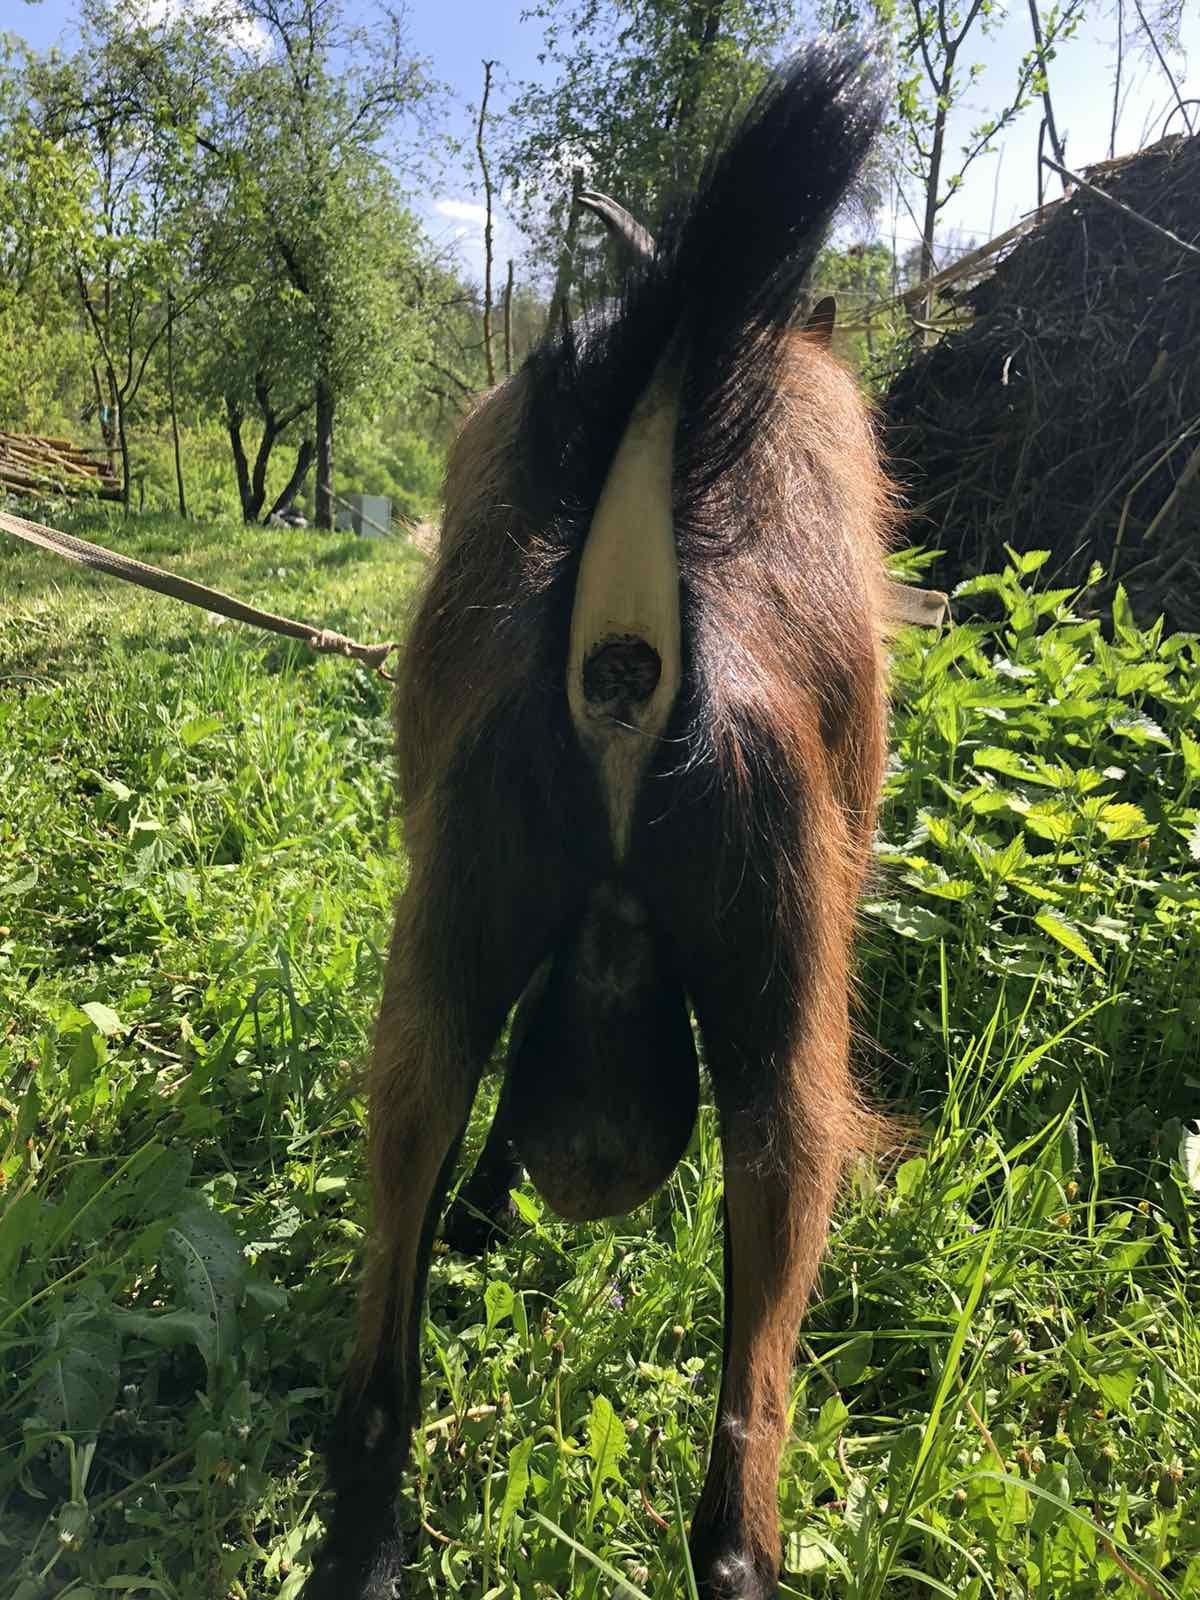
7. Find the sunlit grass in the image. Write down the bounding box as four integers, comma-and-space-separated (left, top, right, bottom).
1, 515, 1197, 1598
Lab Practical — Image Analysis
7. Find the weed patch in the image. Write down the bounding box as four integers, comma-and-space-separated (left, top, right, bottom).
1, 521, 1197, 1598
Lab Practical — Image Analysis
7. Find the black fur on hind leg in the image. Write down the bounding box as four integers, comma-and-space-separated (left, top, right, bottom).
441, 1082, 523, 1255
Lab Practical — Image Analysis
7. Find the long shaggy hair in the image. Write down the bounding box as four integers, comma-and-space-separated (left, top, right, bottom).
304, 39, 902, 1600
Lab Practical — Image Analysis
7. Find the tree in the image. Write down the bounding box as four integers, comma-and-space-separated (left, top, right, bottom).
63, 0, 440, 526
502, 1, 797, 309
825, 0, 1090, 330
0, 42, 91, 427
23, 43, 206, 508
214, 0, 439, 528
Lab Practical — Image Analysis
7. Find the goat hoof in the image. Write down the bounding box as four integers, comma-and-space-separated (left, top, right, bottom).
692, 1536, 778, 1600
301, 1531, 409, 1600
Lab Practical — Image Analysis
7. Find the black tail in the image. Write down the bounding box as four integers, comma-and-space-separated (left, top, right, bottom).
522, 38, 889, 546
661, 39, 887, 361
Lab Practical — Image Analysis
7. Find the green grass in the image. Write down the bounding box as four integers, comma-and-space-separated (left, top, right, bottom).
1, 512, 1197, 1600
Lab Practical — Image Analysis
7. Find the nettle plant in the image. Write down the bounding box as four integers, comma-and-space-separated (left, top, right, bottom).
872, 547, 1200, 1133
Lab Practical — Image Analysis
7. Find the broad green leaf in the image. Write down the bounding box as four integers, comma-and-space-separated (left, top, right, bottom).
0, 865, 37, 896
585, 1394, 627, 1488
1110, 584, 1138, 644
1108, 710, 1171, 746
835, 1334, 874, 1387
1095, 802, 1154, 842
864, 900, 950, 941
117, 1307, 220, 1358
1182, 732, 1200, 779
35, 1312, 121, 1436
1090, 1354, 1141, 1413
1016, 800, 1076, 843
1005, 546, 1051, 575
1030, 1462, 1072, 1538
894, 1156, 927, 1198
1034, 911, 1102, 971
787, 1529, 849, 1575
510, 1189, 542, 1225
810, 1394, 850, 1453
497, 1435, 534, 1545
81, 1001, 122, 1037
967, 1470, 1029, 1538
1108, 1237, 1157, 1273
1181, 1126, 1200, 1193
161, 1198, 246, 1378
973, 746, 1037, 782
483, 1279, 515, 1339
910, 876, 973, 901
179, 714, 222, 747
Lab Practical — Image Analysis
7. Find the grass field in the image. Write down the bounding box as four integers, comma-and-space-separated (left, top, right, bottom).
1, 511, 1198, 1600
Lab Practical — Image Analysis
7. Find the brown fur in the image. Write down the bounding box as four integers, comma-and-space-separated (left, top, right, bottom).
303, 319, 899, 1600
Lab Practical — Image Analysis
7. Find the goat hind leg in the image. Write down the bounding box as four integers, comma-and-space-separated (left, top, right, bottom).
303, 932, 491, 1600
441, 967, 548, 1254
440, 1074, 521, 1255
689, 1029, 859, 1600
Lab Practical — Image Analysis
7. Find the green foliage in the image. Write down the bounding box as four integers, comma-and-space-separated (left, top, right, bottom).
337, 422, 444, 524
503, 0, 798, 299
1, 1, 458, 524
811, 241, 913, 389
1, 525, 1197, 1600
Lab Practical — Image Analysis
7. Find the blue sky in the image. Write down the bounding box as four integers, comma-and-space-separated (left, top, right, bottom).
9, 0, 1199, 285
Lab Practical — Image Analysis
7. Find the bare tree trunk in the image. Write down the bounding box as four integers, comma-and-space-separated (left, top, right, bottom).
226, 396, 255, 523
666, 0, 725, 176
476, 60, 497, 386
250, 373, 282, 519
89, 364, 114, 468
1027, 0, 1068, 187
315, 377, 335, 531
547, 168, 584, 334
503, 258, 514, 378
166, 285, 187, 519
918, 64, 953, 333
1109, 0, 1123, 157
265, 439, 315, 522
115, 387, 130, 515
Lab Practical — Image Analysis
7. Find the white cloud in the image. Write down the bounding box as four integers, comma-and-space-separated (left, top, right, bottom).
434, 198, 489, 225
423, 196, 529, 289
114, 0, 270, 58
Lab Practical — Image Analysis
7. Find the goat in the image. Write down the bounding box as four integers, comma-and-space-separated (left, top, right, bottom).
303, 40, 897, 1600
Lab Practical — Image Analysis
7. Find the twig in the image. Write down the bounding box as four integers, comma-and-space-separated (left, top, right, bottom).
640, 1482, 669, 1532
1109, 0, 1124, 160
502, 258, 514, 378
1141, 439, 1200, 545
1128, 0, 1194, 135
475, 62, 497, 386
422, 1403, 497, 1435
959, 1387, 1006, 1471
1091, 1501, 1170, 1600
1041, 155, 1200, 260
421, 1516, 458, 1547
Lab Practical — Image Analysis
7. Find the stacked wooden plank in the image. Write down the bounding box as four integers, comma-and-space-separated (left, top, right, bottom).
0, 430, 121, 501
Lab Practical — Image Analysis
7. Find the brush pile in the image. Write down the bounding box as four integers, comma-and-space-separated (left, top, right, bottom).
0, 430, 121, 503
885, 132, 1200, 629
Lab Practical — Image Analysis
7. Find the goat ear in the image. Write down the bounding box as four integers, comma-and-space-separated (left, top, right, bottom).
578, 190, 655, 266
803, 295, 837, 345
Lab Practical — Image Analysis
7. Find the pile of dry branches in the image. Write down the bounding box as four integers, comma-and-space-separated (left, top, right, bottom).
0, 431, 121, 503
885, 133, 1200, 628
